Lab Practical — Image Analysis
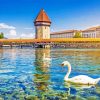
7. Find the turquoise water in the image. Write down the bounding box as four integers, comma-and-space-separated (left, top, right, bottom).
0, 48, 100, 100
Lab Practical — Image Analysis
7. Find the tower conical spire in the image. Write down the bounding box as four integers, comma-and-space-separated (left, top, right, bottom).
34, 9, 51, 23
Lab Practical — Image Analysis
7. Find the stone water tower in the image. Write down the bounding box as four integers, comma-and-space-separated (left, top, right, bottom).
34, 9, 51, 39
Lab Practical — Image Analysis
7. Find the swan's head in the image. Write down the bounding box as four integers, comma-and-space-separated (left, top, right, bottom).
61, 61, 71, 67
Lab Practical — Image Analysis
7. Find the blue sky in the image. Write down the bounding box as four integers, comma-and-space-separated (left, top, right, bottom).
0, 0, 100, 38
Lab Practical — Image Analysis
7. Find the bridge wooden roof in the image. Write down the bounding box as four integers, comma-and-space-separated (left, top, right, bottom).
0, 38, 100, 43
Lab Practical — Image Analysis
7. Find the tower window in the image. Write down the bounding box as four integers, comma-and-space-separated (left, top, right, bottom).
45, 27, 46, 29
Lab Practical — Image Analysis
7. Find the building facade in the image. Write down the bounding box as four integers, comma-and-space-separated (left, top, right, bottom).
34, 9, 51, 39
50, 26, 100, 38
82, 26, 100, 38
50, 30, 77, 38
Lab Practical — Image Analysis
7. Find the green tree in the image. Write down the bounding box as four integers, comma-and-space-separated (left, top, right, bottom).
0, 32, 4, 39
73, 31, 82, 38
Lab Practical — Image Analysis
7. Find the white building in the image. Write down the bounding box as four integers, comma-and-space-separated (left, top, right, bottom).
50, 30, 77, 38
50, 26, 100, 38
82, 26, 100, 38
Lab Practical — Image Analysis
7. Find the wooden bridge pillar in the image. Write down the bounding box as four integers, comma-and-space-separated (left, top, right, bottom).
10, 43, 13, 49
0, 43, 3, 48
20, 44, 23, 49
0, 42, 3, 48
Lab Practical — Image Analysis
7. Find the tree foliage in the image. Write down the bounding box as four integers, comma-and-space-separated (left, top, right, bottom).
73, 31, 82, 38
0, 32, 4, 39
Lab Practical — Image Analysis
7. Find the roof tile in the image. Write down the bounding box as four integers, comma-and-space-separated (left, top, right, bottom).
34, 9, 51, 23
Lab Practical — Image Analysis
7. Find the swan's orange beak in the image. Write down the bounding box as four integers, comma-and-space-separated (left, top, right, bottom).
61, 63, 64, 67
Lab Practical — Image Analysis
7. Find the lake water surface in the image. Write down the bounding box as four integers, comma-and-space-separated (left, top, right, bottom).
0, 48, 100, 100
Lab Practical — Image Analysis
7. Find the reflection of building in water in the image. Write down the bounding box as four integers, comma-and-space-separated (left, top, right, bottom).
0, 49, 4, 65
10, 49, 17, 61
34, 48, 51, 97
0, 49, 3, 57
35, 48, 51, 69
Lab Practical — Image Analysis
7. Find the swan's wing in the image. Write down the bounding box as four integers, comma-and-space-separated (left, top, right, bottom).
68, 75, 95, 84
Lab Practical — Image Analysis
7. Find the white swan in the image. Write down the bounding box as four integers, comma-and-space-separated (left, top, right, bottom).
61, 61, 100, 85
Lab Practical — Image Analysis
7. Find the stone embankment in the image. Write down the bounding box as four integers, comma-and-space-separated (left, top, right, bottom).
52, 43, 100, 48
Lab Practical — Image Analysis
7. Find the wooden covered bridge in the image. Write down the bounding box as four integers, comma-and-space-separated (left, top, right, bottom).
0, 38, 100, 48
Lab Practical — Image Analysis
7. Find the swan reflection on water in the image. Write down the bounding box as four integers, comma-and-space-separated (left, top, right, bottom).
63, 81, 100, 100
60, 60, 100, 99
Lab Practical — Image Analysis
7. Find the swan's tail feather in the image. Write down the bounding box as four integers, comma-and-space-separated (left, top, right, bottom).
95, 78, 100, 84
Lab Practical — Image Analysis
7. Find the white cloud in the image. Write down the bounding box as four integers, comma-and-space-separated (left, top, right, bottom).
0, 23, 16, 29
9, 29, 17, 36
20, 33, 34, 38
0, 23, 35, 38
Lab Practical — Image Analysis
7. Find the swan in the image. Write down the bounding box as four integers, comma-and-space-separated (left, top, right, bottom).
61, 61, 100, 85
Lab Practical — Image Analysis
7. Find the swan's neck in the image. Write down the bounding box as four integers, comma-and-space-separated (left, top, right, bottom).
64, 63, 71, 80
